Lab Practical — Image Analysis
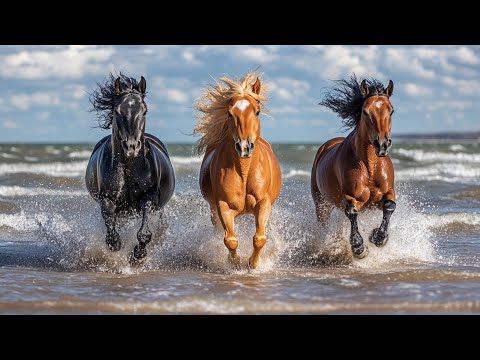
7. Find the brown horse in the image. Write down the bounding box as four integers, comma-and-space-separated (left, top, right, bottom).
311, 74, 396, 259
193, 71, 282, 269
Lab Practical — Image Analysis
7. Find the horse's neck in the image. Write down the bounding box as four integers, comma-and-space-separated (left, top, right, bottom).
351, 129, 377, 176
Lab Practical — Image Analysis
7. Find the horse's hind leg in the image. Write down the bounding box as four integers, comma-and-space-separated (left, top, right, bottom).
369, 193, 396, 247
100, 197, 121, 251
249, 198, 272, 269
312, 188, 332, 228
217, 201, 241, 269
344, 195, 369, 259
130, 196, 156, 265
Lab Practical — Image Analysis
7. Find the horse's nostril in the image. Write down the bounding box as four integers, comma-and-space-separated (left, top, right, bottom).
387, 139, 392, 147
235, 142, 242, 153
373, 139, 380, 148
250, 142, 255, 151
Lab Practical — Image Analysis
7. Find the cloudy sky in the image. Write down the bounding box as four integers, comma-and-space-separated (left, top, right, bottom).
0, 45, 478, 144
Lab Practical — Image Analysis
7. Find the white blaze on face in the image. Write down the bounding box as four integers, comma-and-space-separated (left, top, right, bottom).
128, 99, 136, 107
233, 99, 250, 112
374, 100, 383, 109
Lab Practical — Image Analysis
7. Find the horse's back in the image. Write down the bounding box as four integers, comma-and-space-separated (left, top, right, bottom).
85, 135, 112, 201
145, 133, 175, 208
311, 137, 345, 203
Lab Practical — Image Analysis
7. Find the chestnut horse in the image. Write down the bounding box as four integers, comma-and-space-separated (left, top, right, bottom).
193, 72, 282, 269
311, 74, 396, 259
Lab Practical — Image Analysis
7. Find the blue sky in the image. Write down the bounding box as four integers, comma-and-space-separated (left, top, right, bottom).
0, 45, 479, 144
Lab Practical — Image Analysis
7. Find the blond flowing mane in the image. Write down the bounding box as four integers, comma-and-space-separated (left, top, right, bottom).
193, 71, 268, 155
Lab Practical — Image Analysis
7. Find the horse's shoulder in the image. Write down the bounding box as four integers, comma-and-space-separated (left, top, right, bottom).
258, 137, 274, 152
313, 137, 345, 168
145, 133, 170, 158
90, 135, 111, 157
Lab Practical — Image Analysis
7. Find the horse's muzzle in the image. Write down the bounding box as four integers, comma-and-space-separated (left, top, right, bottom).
235, 139, 255, 158
122, 138, 142, 158
373, 137, 392, 157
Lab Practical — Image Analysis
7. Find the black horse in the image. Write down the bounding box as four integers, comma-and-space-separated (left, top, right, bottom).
85, 73, 175, 265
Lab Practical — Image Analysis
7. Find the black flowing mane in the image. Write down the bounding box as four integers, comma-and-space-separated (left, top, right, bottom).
320, 73, 387, 131
89, 72, 142, 130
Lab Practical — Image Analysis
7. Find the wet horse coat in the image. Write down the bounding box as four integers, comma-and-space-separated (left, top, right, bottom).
311, 75, 396, 258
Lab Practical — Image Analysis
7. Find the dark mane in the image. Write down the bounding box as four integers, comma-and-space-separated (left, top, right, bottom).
89, 72, 141, 130
319, 73, 387, 131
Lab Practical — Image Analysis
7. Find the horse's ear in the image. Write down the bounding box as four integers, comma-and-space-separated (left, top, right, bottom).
385, 80, 394, 97
360, 79, 369, 98
114, 77, 123, 95
252, 78, 261, 95
138, 76, 146, 95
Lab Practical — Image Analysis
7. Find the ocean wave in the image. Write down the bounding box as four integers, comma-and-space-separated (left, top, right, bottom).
170, 156, 203, 166
0, 185, 85, 197
396, 163, 480, 183
284, 169, 310, 179
1, 153, 18, 159
449, 144, 466, 152
45, 146, 61, 155
68, 150, 92, 159
395, 148, 480, 163
0, 161, 87, 177
24, 156, 39, 162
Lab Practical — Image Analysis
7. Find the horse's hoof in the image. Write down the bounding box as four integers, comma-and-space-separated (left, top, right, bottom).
228, 254, 241, 270
352, 244, 369, 259
106, 232, 121, 252
129, 245, 147, 266
248, 256, 261, 270
369, 228, 389, 247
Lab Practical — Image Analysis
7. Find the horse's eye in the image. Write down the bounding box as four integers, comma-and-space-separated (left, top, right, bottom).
228, 112, 233, 119
363, 110, 368, 117
143, 110, 147, 116
256, 110, 260, 116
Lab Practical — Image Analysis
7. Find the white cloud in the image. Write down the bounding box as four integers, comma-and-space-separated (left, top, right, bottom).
181, 50, 202, 66
2, 120, 19, 129
0, 45, 115, 79
441, 76, 480, 95
10, 92, 61, 111
233, 46, 277, 63
269, 77, 311, 100
166, 89, 189, 104
455, 46, 479, 65
404, 83, 433, 96
288, 45, 382, 79
34, 111, 51, 121
385, 47, 436, 79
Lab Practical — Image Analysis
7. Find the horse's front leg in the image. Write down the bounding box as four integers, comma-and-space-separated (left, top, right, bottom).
343, 195, 369, 259
369, 191, 396, 247
249, 197, 272, 269
130, 194, 157, 265
217, 200, 240, 269
100, 197, 121, 251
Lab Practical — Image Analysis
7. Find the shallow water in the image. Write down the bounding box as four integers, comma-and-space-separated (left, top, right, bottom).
0, 141, 479, 314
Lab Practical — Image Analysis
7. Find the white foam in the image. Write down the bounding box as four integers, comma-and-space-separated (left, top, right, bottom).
284, 169, 310, 179
68, 150, 92, 159
395, 148, 480, 163
170, 156, 203, 166
396, 163, 480, 184
0, 161, 87, 177
0, 185, 85, 197
1, 153, 17, 159
24, 156, 39, 162
45, 146, 61, 155
449, 144, 466, 152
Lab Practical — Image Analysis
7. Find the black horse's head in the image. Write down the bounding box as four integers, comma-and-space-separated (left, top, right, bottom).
113, 76, 148, 158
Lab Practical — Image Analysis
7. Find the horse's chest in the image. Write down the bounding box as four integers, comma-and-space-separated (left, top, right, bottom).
220, 170, 265, 212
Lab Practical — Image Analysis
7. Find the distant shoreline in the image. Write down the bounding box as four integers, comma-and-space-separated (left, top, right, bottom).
1, 131, 480, 145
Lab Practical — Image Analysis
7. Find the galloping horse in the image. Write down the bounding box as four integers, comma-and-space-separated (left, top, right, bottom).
194, 72, 282, 269
311, 74, 395, 258
85, 73, 175, 265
